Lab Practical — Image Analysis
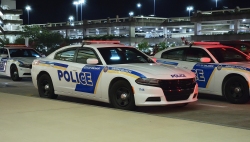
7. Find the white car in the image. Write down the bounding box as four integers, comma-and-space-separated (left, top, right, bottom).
31, 41, 198, 110
0, 45, 42, 81
154, 42, 250, 104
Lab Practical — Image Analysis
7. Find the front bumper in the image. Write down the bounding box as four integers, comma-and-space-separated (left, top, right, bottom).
18, 67, 31, 77
133, 83, 198, 106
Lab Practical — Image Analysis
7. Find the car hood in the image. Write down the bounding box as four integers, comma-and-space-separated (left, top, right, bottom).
111, 63, 195, 79
11, 57, 37, 64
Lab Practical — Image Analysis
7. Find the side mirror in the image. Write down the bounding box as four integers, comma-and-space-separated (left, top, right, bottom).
87, 58, 99, 65
41, 54, 46, 58
200, 57, 211, 63
0, 54, 8, 58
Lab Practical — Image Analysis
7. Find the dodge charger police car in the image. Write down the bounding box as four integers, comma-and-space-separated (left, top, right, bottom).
31, 41, 198, 110
0, 45, 42, 81
154, 42, 250, 104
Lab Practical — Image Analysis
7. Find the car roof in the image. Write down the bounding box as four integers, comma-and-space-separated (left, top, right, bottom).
3, 46, 33, 49
61, 43, 133, 49
167, 44, 233, 50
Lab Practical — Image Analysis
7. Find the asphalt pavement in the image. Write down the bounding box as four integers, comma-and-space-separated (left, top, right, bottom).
1, 75, 250, 130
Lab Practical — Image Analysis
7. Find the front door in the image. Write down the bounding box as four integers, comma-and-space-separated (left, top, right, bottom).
71, 47, 104, 100
177, 48, 216, 93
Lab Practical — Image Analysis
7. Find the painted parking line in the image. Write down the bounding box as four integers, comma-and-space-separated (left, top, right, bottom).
197, 103, 227, 108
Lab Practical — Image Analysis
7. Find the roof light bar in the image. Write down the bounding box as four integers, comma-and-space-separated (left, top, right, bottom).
82, 40, 120, 44
193, 42, 220, 45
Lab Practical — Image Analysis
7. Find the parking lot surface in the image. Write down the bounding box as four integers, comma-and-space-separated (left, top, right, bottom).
1, 76, 250, 130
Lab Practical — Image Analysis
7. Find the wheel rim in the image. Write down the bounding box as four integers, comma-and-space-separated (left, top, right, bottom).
11, 68, 18, 79
227, 81, 244, 99
40, 80, 50, 97
115, 87, 131, 107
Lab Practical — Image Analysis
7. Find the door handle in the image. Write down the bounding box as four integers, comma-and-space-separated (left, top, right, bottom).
50, 64, 54, 67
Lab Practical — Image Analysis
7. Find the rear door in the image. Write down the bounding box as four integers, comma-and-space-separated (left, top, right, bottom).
51, 47, 78, 95
178, 48, 216, 93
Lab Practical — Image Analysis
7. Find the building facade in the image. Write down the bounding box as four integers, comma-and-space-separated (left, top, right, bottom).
0, 0, 23, 43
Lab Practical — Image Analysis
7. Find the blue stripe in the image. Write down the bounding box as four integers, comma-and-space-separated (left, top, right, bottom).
108, 67, 146, 78
156, 60, 178, 66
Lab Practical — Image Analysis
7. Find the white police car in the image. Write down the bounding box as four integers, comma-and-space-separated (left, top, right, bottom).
0, 45, 42, 81
154, 42, 250, 104
31, 41, 198, 110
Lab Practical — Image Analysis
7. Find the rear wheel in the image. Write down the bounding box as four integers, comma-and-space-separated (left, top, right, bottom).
37, 74, 58, 99
223, 76, 250, 104
10, 65, 22, 81
109, 80, 136, 110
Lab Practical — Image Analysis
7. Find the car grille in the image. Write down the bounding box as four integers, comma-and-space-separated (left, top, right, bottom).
159, 78, 196, 101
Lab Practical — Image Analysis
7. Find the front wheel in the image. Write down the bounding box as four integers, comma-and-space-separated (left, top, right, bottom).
10, 65, 22, 81
37, 74, 58, 99
223, 76, 250, 104
109, 80, 136, 110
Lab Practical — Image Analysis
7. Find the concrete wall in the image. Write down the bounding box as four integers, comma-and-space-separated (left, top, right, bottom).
1, 0, 16, 9
191, 34, 250, 41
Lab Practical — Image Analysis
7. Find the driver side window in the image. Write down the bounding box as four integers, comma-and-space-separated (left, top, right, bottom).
76, 48, 100, 64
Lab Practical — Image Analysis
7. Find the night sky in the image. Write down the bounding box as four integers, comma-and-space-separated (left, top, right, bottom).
15, 0, 250, 24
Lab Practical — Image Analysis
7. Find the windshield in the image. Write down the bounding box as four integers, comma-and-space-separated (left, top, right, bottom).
98, 47, 155, 65
207, 47, 250, 63
9, 49, 41, 57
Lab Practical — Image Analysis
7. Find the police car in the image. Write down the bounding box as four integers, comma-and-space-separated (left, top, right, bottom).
31, 40, 198, 110
0, 45, 42, 81
154, 42, 250, 104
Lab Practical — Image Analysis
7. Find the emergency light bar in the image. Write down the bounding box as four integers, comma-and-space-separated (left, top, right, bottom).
82, 40, 120, 44
192, 42, 220, 45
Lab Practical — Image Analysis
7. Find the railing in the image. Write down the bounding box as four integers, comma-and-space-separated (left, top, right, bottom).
193, 7, 250, 15
26, 16, 191, 28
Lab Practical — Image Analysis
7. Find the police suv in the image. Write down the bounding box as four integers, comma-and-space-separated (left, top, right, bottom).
31, 41, 198, 110
154, 42, 250, 104
0, 45, 42, 81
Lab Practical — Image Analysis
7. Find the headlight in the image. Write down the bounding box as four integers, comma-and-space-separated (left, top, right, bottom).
135, 78, 160, 87
19, 64, 32, 68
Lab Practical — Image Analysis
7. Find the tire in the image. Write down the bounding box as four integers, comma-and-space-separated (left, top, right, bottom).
37, 74, 58, 99
109, 80, 136, 110
223, 76, 250, 104
10, 65, 22, 81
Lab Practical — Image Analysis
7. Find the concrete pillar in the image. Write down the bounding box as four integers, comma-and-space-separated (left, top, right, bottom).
25, 38, 29, 47
181, 28, 187, 33
66, 29, 69, 38
107, 27, 111, 35
194, 22, 201, 35
229, 24, 234, 30
83, 28, 89, 37
234, 20, 240, 33
163, 27, 168, 38
129, 26, 135, 37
